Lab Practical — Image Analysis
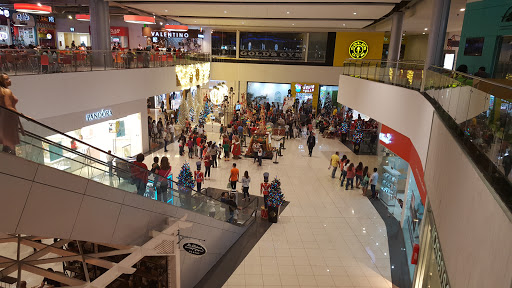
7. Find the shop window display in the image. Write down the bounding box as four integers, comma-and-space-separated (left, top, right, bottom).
246, 82, 291, 105
240, 32, 306, 61
403, 175, 424, 280
212, 31, 237, 58
307, 32, 328, 63
43, 113, 142, 175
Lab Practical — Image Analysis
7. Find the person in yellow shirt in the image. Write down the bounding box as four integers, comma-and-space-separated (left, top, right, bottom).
330, 151, 340, 178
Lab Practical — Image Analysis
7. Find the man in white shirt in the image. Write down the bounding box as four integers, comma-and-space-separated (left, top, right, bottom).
370, 168, 379, 199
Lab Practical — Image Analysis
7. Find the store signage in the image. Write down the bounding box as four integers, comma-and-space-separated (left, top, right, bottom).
0, 32, 7, 40
146, 29, 200, 39
37, 15, 55, 23
46, 33, 52, 39
12, 12, 35, 27
110, 27, 129, 37
349, 40, 369, 59
295, 83, 315, 93
0, 9, 9, 18
86, 109, 113, 122
379, 133, 392, 144
70, 27, 75, 32
239, 50, 303, 60
182, 242, 206, 256
431, 220, 451, 288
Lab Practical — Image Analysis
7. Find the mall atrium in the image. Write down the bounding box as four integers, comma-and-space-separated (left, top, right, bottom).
0, 0, 510, 287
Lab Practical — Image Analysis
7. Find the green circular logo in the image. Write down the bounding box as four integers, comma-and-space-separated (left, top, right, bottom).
349, 40, 369, 59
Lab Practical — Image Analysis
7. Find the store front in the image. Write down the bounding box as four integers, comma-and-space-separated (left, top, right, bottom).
36, 15, 56, 48
57, 31, 90, 49
291, 82, 319, 111
246, 82, 291, 105
145, 28, 203, 52
319, 85, 339, 112
377, 124, 427, 282
11, 12, 37, 47
111, 26, 129, 50
413, 203, 451, 288
42, 112, 142, 178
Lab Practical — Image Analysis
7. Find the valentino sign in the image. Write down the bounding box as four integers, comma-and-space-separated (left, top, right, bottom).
85, 109, 113, 122
182, 242, 206, 256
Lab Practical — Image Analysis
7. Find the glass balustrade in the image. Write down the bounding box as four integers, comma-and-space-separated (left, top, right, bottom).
0, 105, 254, 225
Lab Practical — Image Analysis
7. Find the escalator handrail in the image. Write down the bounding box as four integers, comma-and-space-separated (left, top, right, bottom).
0, 105, 199, 190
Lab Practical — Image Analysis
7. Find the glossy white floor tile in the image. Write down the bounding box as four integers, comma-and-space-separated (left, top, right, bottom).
145, 123, 392, 288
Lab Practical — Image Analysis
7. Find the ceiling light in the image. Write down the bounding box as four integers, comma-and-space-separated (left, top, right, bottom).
424, 28, 428, 30
159, 22, 163, 25
353, 12, 357, 15
123, 15, 156, 24
343, 23, 346, 26
14, 3, 52, 14
194, 20, 197, 23
224, 11, 227, 13
68, 15, 73, 19
423, 32, 426, 34
292, 23, 295, 26
164, 9, 168, 12
165, 25, 188, 31
287, 11, 290, 14
76, 14, 90, 21
460, 8, 465, 11
242, 21, 245, 24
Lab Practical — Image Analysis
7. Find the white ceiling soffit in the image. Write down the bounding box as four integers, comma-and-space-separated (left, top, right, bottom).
179, 18, 373, 30
373, 0, 466, 34
116, 3, 395, 21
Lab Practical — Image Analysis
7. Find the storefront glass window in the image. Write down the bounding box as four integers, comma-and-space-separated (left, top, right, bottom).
240, 32, 306, 61
44, 113, 143, 173
403, 174, 424, 280
0, 25, 10, 46
17, 27, 36, 46
212, 31, 237, 58
308, 32, 328, 63
319, 85, 338, 110
493, 35, 512, 79
246, 82, 291, 104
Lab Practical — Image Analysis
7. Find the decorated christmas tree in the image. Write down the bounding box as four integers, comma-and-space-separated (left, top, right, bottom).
177, 163, 195, 189
189, 107, 195, 123
177, 95, 189, 127
323, 93, 333, 115
352, 120, 364, 143
266, 178, 285, 208
198, 101, 212, 125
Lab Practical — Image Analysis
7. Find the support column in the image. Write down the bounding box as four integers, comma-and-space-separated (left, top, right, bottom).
387, 12, 404, 62
90, 0, 111, 67
425, 0, 451, 68
236, 30, 240, 59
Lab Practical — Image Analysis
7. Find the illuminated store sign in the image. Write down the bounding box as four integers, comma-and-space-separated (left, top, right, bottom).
0, 8, 9, 17
349, 40, 369, 59
152, 31, 189, 38
295, 83, 315, 93
86, 109, 113, 122
240, 50, 303, 60
379, 133, 392, 144
16, 13, 30, 21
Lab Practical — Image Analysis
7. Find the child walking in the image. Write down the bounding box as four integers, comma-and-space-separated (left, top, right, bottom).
242, 171, 251, 201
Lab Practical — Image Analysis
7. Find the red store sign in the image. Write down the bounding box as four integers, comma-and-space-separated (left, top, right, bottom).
110, 27, 128, 37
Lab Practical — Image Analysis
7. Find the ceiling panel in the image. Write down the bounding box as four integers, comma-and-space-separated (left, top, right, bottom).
123, 3, 394, 20
174, 18, 373, 30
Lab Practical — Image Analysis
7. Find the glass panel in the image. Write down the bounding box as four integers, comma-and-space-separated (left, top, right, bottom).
239, 32, 306, 61
307, 32, 328, 63
211, 31, 237, 58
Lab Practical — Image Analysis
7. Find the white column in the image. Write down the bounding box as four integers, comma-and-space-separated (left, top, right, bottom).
387, 12, 404, 62
236, 30, 240, 59
202, 27, 212, 54
425, 0, 451, 67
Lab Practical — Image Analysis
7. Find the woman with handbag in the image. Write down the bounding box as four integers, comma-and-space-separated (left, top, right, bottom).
156, 157, 171, 203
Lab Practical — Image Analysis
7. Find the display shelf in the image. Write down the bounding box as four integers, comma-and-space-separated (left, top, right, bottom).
379, 166, 400, 206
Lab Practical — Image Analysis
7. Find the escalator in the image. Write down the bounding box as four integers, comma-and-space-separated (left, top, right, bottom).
0, 105, 258, 245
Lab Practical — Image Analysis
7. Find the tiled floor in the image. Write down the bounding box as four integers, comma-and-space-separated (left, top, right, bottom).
145, 123, 392, 288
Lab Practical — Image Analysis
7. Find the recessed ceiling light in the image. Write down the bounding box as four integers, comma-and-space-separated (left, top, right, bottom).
422, 32, 426, 34
287, 11, 290, 14
37, 2, 42, 6
159, 22, 163, 25
353, 12, 357, 15
292, 23, 295, 25
343, 23, 346, 26
68, 15, 72, 19
460, 8, 465, 11
164, 9, 168, 12
224, 10, 227, 13
242, 21, 245, 24
424, 28, 428, 30
194, 20, 197, 23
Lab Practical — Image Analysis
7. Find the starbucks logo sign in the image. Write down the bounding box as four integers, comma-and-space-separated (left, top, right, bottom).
349, 40, 369, 59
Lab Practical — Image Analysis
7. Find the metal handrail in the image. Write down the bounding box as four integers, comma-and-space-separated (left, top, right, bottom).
429, 66, 512, 91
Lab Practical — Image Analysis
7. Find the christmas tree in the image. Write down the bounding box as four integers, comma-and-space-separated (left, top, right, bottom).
353, 120, 364, 143
198, 101, 212, 125
323, 93, 333, 115
189, 107, 195, 123
177, 163, 195, 189
266, 178, 285, 208
177, 95, 189, 127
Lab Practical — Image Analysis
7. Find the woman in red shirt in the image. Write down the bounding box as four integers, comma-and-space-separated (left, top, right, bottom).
156, 157, 171, 203
131, 153, 149, 196
345, 163, 355, 190
355, 162, 364, 189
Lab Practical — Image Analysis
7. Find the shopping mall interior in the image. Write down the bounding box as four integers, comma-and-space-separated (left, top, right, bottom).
0, 0, 511, 287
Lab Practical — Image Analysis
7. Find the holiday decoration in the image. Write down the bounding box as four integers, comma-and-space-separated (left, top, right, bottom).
189, 107, 195, 123
267, 178, 285, 207
199, 101, 212, 125
266, 177, 284, 223
177, 163, 195, 189
353, 120, 364, 144
177, 94, 189, 127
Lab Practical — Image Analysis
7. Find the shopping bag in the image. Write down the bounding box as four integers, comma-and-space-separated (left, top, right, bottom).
261, 206, 268, 219
227, 182, 232, 189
